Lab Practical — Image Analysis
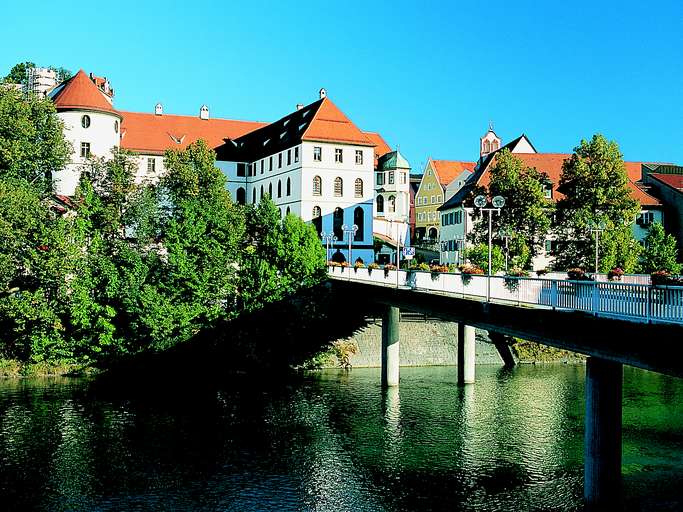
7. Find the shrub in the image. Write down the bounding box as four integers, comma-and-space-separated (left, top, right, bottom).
410, 262, 430, 272
607, 267, 624, 280
464, 244, 504, 274
567, 268, 591, 281
651, 271, 683, 286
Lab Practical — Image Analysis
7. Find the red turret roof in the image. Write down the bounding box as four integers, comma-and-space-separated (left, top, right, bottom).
51, 69, 119, 116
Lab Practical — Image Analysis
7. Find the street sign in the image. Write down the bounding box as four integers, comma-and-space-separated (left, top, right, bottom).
402, 247, 415, 260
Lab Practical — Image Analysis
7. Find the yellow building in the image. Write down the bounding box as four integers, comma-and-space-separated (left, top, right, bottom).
414, 158, 475, 241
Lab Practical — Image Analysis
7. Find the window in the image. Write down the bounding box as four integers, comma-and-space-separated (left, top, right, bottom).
313, 176, 322, 196
354, 178, 363, 198
544, 184, 553, 199
355, 150, 363, 165
333, 207, 344, 240
431, 195, 436, 204
354, 207, 364, 241
80, 142, 90, 158
388, 195, 395, 213
278, 153, 283, 168
437, 195, 442, 202
268, 183, 272, 198
427, 169, 432, 176
286, 206, 290, 215
147, 157, 155, 173
81, 115, 90, 128
236, 187, 246, 205
442, 215, 447, 226
278, 180, 282, 198
260, 160, 264, 174
334, 177, 343, 197
335, 148, 343, 163
377, 173, 384, 185
449, 212, 454, 224
483, 140, 491, 153
455, 210, 463, 224
377, 195, 384, 213
114, 120, 119, 133
287, 149, 291, 165
252, 189, 256, 203
313, 146, 322, 161
388, 172, 394, 185
237, 163, 246, 177
286, 177, 291, 196
269, 156, 272, 171
294, 147, 299, 163
400, 172, 406, 184
260, 185, 264, 199
492, 140, 499, 151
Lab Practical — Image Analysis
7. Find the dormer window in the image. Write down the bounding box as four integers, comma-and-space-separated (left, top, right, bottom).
544, 183, 553, 199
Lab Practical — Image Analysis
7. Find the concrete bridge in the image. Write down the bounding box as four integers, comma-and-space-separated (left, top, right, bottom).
328, 265, 683, 509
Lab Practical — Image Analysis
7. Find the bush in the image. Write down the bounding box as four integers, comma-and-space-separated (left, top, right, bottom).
651, 271, 683, 286
567, 268, 592, 281
459, 263, 484, 275
608, 267, 624, 280
430, 264, 449, 274
410, 262, 430, 272
464, 244, 504, 274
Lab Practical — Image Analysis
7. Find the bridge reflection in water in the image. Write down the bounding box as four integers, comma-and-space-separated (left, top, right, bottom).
329, 265, 683, 509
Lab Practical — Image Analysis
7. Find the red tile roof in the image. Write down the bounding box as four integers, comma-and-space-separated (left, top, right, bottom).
650, 173, 683, 191
51, 69, 119, 116
478, 153, 661, 206
363, 131, 392, 165
302, 98, 374, 146
431, 159, 476, 186
119, 111, 267, 154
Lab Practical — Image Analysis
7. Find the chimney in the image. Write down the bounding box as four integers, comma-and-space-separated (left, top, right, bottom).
200, 104, 209, 120
296, 103, 304, 111
319, 88, 327, 99
155, 103, 163, 115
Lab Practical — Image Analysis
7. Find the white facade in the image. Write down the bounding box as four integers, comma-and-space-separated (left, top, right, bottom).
53, 109, 121, 195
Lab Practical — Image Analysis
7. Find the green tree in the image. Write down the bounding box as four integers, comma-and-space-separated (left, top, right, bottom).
0, 87, 71, 194
639, 222, 681, 274
464, 243, 505, 273
469, 149, 552, 269
3, 61, 35, 85
553, 134, 640, 270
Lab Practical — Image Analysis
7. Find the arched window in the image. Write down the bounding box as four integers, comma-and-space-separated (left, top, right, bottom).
354, 207, 364, 241
286, 206, 291, 215
491, 140, 499, 151
260, 185, 264, 200
429, 227, 438, 239
252, 188, 256, 203
354, 178, 363, 198
483, 140, 491, 153
236, 187, 246, 205
286, 177, 291, 196
312, 206, 322, 235
268, 183, 272, 198
376, 195, 384, 213
333, 207, 344, 240
277, 180, 282, 198
334, 177, 343, 197
388, 195, 396, 213
313, 176, 322, 196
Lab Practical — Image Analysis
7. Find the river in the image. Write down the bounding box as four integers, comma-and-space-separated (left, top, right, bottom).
0, 365, 681, 511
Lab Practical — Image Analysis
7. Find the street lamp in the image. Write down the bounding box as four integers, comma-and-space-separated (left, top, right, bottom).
588, 219, 607, 274
474, 195, 505, 301
321, 232, 337, 262
342, 224, 358, 264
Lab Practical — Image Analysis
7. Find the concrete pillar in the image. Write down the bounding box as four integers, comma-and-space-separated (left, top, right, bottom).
584, 357, 623, 509
457, 323, 476, 384
381, 306, 400, 387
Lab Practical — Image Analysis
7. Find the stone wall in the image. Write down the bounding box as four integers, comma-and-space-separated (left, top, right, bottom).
324, 316, 504, 368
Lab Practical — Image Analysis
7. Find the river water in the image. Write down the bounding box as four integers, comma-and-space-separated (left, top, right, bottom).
0, 365, 681, 511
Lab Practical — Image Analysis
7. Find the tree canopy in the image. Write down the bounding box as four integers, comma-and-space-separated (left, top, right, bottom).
639, 222, 681, 274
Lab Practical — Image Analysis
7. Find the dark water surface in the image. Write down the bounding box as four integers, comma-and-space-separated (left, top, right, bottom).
0, 365, 681, 511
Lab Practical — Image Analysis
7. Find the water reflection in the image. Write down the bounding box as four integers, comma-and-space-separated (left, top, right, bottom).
0, 367, 680, 511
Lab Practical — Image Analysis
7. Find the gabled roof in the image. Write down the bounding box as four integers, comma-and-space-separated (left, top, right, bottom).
649, 173, 683, 192
50, 69, 119, 117
430, 159, 476, 186
120, 111, 266, 155
215, 97, 375, 162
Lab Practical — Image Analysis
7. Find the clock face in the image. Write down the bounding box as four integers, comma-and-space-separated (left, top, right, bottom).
492, 196, 506, 208
474, 195, 487, 208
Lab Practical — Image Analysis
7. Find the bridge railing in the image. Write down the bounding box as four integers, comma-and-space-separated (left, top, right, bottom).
328, 266, 683, 325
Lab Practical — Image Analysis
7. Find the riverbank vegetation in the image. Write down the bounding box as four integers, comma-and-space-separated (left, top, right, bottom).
0, 87, 327, 372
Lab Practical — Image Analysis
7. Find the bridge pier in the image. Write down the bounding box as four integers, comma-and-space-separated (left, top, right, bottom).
584, 357, 623, 509
457, 323, 476, 384
381, 306, 400, 387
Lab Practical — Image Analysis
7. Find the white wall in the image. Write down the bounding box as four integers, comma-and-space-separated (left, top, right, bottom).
53, 110, 121, 195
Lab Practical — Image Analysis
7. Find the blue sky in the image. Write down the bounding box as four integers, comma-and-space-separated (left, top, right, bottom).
3, 0, 682, 170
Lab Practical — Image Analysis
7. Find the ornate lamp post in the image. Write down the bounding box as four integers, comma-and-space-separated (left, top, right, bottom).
321, 232, 337, 262
474, 195, 506, 301
342, 224, 358, 263
588, 219, 607, 274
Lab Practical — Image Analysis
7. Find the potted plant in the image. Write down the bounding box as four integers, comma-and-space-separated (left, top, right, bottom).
536, 268, 549, 277
367, 262, 379, 274
430, 264, 449, 280
567, 268, 591, 281
459, 263, 483, 286
339, 261, 349, 272
353, 261, 365, 272
607, 267, 624, 281
504, 268, 528, 292
383, 263, 396, 278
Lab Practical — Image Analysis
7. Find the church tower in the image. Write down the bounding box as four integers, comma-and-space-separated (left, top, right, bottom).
480, 122, 501, 157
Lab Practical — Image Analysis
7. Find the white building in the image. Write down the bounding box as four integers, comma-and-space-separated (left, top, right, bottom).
214, 90, 377, 264
437, 132, 664, 270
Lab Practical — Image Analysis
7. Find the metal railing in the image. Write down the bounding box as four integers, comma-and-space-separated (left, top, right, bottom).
328, 266, 683, 325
